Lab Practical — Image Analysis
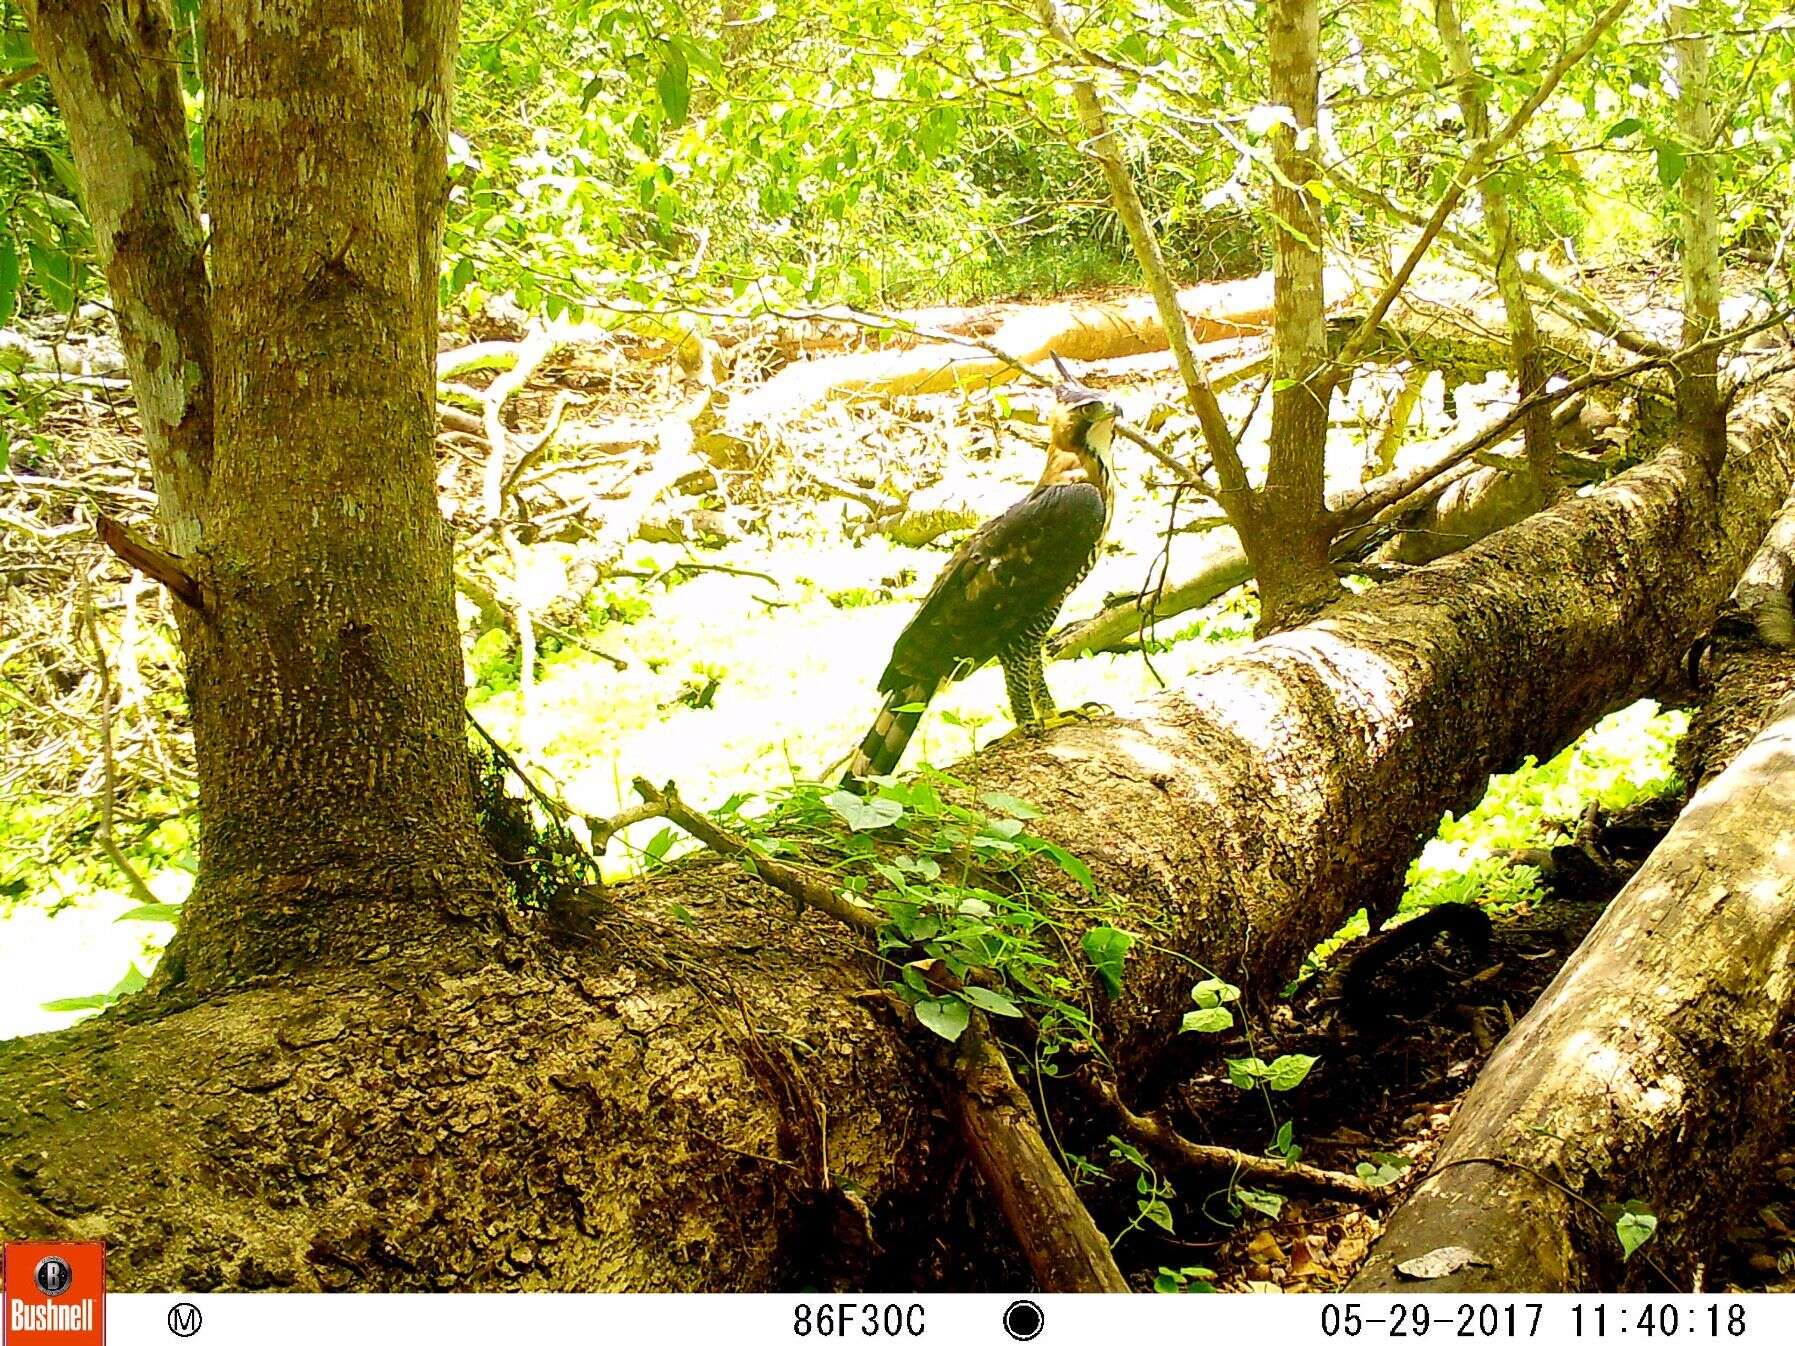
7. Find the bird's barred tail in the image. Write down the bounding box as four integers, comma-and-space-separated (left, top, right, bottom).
842, 679, 937, 792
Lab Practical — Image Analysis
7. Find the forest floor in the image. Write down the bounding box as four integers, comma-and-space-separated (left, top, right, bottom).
1183, 877, 1795, 1293
5, 272, 1776, 1289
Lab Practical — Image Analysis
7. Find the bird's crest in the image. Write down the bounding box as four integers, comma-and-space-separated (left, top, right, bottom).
1050, 351, 1104, 409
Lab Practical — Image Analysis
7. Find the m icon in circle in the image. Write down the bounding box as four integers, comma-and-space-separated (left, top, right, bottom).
168, 1302, 203, 1338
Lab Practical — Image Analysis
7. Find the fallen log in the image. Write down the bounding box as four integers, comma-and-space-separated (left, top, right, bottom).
1678, 490, 1795, 792
1049, 532, 1252, 659
1351, 686, 1795, 1291
1730, 492, 1795, 648
725, 270, 1356, 427
949, 1018, 1130, 1292
3, 378, 1791, 1290
1376, 399, 1629, 565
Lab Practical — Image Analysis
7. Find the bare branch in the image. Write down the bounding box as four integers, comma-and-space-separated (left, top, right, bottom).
629, 778, 884, 937
95, 514, 203, 612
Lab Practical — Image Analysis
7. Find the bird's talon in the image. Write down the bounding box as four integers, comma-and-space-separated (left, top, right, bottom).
1037, 702, 1110, 730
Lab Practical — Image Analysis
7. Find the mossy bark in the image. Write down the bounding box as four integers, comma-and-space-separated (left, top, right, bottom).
165, 2, 500, 992
23, 2, 504, 990
19, 0, 212, 552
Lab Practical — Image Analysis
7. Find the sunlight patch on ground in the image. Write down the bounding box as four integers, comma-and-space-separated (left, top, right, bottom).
0, 867, 181, 1038
467, 529, 1243, 876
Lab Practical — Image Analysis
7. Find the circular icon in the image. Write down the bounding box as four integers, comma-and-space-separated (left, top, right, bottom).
34, 1255, 73, 1298
1002, 1299, 1044, 1342
168, 1302, 204, 1338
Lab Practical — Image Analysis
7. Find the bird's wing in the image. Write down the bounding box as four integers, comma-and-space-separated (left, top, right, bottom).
881, 482, 1106, 690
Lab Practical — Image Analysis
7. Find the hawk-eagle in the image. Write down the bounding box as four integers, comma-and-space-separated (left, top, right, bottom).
843, 356, 1118, 789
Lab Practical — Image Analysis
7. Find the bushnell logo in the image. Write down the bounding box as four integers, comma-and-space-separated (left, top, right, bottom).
2, 1241, 105, 1346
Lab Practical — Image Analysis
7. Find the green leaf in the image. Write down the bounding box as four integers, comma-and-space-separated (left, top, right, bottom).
671, 34, 721, 79
1081, 925, 1133, 999
1138, 1196, 1174, 1233
1273, 1121, 1295, 1156
1355, 1152, 1412, 1187
1615, 1202, 1658, 1260
111, 963, 148, 998
42, 960, 149, 1014
0, 235, 18, 328
1266, 1053, 1317, 1092
657, 41, 691, 124
823, 790, 904, 832
1180, 1006, 1234, 1034
900, 855, 941, 881
41, 148, 83, 201
1041, 843, 1095, 895
1190, 977, 1240, 1009
914, 995, 970, 1042
643, 826, 678, 866
115, 903, 182, 923
1153, 1264, 1216, 1293
1225, 1056, 1265, 1090
1238, 1188, 1284, 1219
39, 994, 110, 1013
960, 986, 1023, 1018
1655, 141, 1686, 189
1604, 117, 1643, 142
978, 791, 1041, 820
27, 241, 75, 313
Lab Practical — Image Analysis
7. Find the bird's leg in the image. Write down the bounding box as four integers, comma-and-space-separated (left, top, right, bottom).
1026, 645, 1056, 720
1027, 643, 1110, 729
1020, 644, 1108, 731
1000, 650, 1043, 735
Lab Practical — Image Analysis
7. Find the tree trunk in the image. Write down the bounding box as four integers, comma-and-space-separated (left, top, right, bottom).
148, 2, 502, 993
1352, 664, 1795, 1291
4, 377, 1791, 1289
1243, 0, 1343, 630
1026, 0, 1239, 484
405, 1, 461, 370
22, 1, 505, 990
1672, 2, 1726, 467
1728, 495, 1795, 649
1435, 0, 1557, 505
19, 0, 212, 552
1678, 490, 1795, 790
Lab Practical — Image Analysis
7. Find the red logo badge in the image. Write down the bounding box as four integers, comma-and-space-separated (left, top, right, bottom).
2, 1243, 104, 1346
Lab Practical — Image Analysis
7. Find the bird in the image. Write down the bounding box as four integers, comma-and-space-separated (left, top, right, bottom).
842, 354, 1119, 790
